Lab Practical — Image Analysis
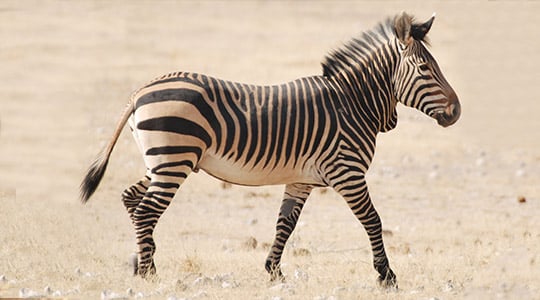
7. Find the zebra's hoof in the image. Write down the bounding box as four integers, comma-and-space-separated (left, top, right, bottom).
137, 261, 157, 281
265, 260, 285, 282
377, 272, 398, 290
270, 272, 285, 282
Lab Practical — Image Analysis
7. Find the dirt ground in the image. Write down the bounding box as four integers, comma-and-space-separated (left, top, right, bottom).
1, 1, 539, 299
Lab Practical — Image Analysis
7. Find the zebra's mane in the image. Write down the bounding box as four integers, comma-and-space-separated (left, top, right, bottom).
321, 13, 423, 78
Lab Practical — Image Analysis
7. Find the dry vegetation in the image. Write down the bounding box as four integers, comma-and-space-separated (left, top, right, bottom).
1, 1, 539, 299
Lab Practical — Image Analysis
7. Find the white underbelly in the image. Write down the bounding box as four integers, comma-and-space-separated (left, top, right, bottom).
197, 154, 321, 186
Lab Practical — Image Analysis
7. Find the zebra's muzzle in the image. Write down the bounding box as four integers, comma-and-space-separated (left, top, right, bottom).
435, 100, 461, 127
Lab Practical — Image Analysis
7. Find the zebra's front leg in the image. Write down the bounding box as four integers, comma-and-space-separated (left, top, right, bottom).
266, 183, 313, 281
132, 174, 180, 278
332, 175, 397, 288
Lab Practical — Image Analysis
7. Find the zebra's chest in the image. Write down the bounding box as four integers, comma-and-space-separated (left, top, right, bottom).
197, 152, 322, 186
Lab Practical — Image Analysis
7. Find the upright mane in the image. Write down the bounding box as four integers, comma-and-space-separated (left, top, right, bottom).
321, 13, 424, 78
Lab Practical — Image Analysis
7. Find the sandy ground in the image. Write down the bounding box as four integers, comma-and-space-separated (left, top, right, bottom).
1, 1, 539, 299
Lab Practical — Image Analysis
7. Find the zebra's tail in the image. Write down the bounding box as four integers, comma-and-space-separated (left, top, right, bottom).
80, 100, 134, 204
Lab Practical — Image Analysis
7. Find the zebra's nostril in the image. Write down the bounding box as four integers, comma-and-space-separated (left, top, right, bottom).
449, 100, 461, 120
452, 102, 461, 116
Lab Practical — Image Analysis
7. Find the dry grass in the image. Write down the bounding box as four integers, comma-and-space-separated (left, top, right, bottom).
1, 1, 539, 299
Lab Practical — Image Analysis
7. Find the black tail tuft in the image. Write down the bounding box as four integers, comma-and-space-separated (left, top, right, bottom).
80, 154, 109, 204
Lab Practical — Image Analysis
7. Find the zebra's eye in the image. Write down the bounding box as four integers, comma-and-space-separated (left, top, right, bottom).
418, 63, 430, 71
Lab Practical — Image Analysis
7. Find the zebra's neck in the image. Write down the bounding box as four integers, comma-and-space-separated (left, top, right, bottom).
327, 40, 399, 133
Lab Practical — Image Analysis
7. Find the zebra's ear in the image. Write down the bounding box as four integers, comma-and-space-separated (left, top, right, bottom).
394, 12, 413, 46
411, 13, 435, 41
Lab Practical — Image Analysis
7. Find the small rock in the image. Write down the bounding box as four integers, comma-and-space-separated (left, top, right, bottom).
269, 283, 286, 291
515, 169, 525, 177
221, 239, 233, 252
475, 157, 484, 166
192, 290, 207, 298
75, 267, 92, 277
314, 296, 337, 300
19, 288, 40, 298
44, 286, 53, 295
333, 286, 346, 294
213, 273, 238, 288
101, 290, 126, 300
269, 282, 296, 295
442, 280, 454, 292
175, 280, 188, 292
65, 287, 80, 295
294, 268, 308, 281
193, 276, 212, 286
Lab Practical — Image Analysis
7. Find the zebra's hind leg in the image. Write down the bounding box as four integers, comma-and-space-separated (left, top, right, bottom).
122, 174, 151, 223
265, 183, 313, 281
121, 174, 151, 275
132, 173, 183, 279
332, 174, 397, 289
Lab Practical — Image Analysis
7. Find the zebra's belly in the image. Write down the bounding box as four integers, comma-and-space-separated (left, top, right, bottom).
197, 154, 321, 186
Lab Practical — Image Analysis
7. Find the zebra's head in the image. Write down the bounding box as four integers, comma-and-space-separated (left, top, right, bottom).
392, 13, 461, 127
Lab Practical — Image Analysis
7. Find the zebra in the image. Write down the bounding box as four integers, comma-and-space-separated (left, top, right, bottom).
80, 12, 460, 288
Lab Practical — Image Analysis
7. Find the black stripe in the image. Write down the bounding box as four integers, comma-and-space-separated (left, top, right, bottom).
254, 86, 270, 166
145, 146, 202, 160
283, 81, 297, 166
137, 117, 211, 148
244, 86, 259, 165
135, 88, 221, 148
149, 182, 180, 189
151, 160, 194, 174
293, 79, 307, 167
263, 85, 280, 169
227, 82, 250, 161
310, 79, 327, 159
214, 80, 236, 155
301, 78, 316, 157
274, 84, 289, 168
